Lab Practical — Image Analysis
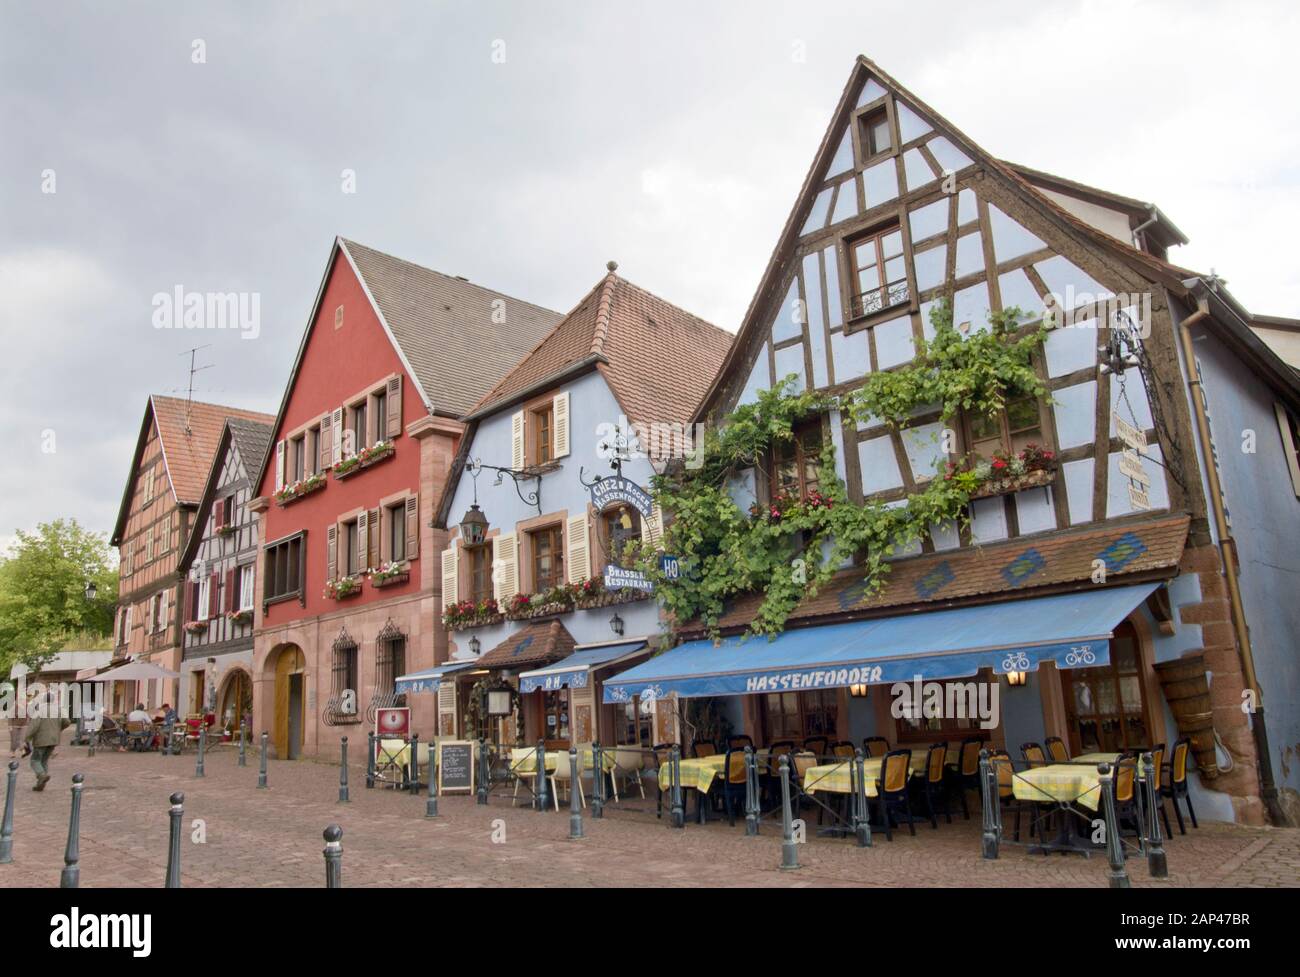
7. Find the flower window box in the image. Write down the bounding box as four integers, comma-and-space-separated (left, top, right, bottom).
969, 466, 1057, 500
275, 472, 327, 506
226, 609, 253, 626
369, 561, 410, 589
443, 598, 503, 631
183, 620, 209, 635
332, 440, 395, 479
324, 576, 363, 600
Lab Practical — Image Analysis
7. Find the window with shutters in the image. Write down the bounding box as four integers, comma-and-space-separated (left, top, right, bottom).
238, 564, 255, 611
373, 389, 387, 441
263, 532, 305, 604
529, 525, 564, 592
530, 404, 554, 466
386, 502, 406, 563
347, 399, 367, 455
468, 542, 493, 603
342, 518, 361, 576
289, 434, 307, 483
196, 576, 211, 621
1275, 402, 1300, 498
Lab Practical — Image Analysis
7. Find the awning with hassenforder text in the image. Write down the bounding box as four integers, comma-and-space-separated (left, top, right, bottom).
602, 583, 1157, 703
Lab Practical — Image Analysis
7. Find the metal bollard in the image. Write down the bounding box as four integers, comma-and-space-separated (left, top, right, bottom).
591, 743, 605, 819
195, 723, 206, 777
161, 718, 172, 757
338, 737, 350, 803
979, 749, 999, 859
669, 745, 684, 829
476, 737, 489, 805
744, 747, 759, 837
535, 741, 549, 812
425, 747, 439, 818
366, 731, 376, 788
238, 719, 247, 767
257, 731, 268, 789
568, 748, 584, 840
1100, 763, 1131, 889
0, 760, 17, 863
60, 773, 84, 888
1142, 752, 1168, 878
410, 732, 420, 795
165, 791, 184, 888
778, 755, 800, 871
853, 750, 872, 847
323, 825, 343, 888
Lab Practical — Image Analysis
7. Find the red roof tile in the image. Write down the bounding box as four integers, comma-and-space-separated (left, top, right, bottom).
151, 396, 274, 505
475, 619, 577, 669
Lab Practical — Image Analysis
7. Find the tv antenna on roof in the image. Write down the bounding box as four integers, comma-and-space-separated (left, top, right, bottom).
179, 344, 213, 435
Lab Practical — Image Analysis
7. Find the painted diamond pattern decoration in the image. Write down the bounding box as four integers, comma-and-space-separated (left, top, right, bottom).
1097, 533, 1148, 574
1001, 548, 1046, 587
915, 561, 955, 600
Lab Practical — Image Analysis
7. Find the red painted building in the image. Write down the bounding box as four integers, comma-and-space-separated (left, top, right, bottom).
250, 238, 560, 758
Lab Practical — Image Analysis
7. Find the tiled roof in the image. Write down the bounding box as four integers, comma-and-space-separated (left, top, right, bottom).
679, 515, 1190, 638
227, 417, 274, 477
342, 239, 564, 416
178, 417, 275, 571
472, 271, 733, 426
151, 396, 274, 506
475, 620, 577, 669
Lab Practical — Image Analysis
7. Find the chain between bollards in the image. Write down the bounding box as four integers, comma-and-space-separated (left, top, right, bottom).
323, 825, 343, 888
1143, 752, 1168, 878
778, 754, 800, 871
1100, 762, 1131, 889
195, 723, 206, 777
338, 737, 350, 803
568, 748, 584, 840
0, 760, 17, 864
257, 731, 268, 788
165, 791, 184, 887
60, 773, 83, 888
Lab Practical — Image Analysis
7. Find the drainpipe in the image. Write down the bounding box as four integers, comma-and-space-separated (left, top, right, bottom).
1177, 298, 1286, 825
1132, 205, 1159, 249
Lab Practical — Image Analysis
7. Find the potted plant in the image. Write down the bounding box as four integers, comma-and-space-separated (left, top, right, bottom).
323, 575, 362, 600
226, 608, 253, 625
274, 470, 327, 505
183, 620, 209, 635
332, 439, 396, 478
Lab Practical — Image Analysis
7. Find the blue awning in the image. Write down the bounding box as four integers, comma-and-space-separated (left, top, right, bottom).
519, 641, 648, 694
395, 659, 481, 695
602, 583, 1157, 703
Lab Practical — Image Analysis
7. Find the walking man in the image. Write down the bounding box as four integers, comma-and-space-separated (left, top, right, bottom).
26, 714, 71, 791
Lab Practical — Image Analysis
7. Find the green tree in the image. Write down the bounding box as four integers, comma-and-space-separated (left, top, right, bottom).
0, 519, 118, 674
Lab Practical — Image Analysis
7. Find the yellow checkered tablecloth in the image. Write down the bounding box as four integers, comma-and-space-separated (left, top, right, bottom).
509, 747, 614, 776
802, 755, 918, 798
1011, 753, 1124, 810
656, 754, 728, 794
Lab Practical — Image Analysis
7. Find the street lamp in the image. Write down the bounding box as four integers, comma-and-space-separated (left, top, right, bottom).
84, 579, 97, 602
459, 503, 489, 547
609, 612, 624, 637
469, 635, 481, 656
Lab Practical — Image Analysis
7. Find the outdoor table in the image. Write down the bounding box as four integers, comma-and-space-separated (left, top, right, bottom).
802, 754, 918, 797
1010, 752, 1130, 855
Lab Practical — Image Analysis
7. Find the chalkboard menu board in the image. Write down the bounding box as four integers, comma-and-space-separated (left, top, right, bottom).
437, 740, 475, 794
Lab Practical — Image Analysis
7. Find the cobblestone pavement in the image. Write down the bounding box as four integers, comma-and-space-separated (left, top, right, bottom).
2, 747, 1298, 888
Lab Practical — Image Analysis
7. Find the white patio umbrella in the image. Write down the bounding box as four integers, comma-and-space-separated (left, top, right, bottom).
90, 661, 180, 682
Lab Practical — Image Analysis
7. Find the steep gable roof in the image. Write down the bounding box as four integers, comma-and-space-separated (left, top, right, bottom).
694, 56, 1206, 420
112, 396, 274, 544
342, 239, 564, 417
470, 267, 733, 426
178, 417, 275, 571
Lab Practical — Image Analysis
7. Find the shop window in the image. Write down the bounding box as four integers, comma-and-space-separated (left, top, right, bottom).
965, 395, 1045, 462
769, 420, 824, 501
542, 687, 570, 747
1062, 622, 1151, 753
468, 542, 493, 603
530, 524, 564, 592
847, 225, 908, 320
759, 689, 839, 742
895, 675, 994, 743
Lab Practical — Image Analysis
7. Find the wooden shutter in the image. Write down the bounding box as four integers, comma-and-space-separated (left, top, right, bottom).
356, 510, 369, 573
160, 590, 170, 631
367, 507, 380, 568
511, 411, 525, 469
214, 498, 225, 531
326, 524, 338, 581
331, 408, 344, 464
566, 513, 590, 583
441, 547, 459, 605
318, 414, 332, 470
405, 494, 419, 559
386, 375, 402, 438
125, 605, 133, 640
226, 568, 236, 612
274, 441, 285, 491
493, 532, 517, 600
209, 571, 220, 617
553, 391, 570, 459
644, 503, 665, 549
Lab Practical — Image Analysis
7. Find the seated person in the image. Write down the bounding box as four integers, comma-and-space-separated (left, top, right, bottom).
153, 703, 178, 726
127, 703, 152, 724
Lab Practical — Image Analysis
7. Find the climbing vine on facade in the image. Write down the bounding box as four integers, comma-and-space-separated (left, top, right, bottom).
635, 302, 1050, 639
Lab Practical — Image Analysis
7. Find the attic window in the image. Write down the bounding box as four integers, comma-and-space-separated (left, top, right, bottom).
846, 224, 909, 321
334, 305, 344, 329
858, 107, 893, 162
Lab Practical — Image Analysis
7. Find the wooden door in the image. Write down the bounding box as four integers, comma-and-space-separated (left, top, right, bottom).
273, 646, 305, 758
1062, 623, 1152, 753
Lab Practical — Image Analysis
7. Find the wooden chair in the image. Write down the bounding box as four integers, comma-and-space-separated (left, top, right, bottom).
691, 739, 717, 758
951, 737, 985, 819
652, 742, 678, 820
1161, 737, 1198, 834
764, 740, 797, 807
1112, 756, 1142, 839
721, 748, 750, 826
990, 750, 1031, 842
802, 735, 831, 759
911, 742, 952, 828
875, 749, 915, 840
1020, 742, 1048, 768
863, 736, 889, 758
1044, 736, 1070, 763
726, 734, 754, 751
1146, 743, 1172, 837
831, 740, 857, 759
124, 721, 153, 752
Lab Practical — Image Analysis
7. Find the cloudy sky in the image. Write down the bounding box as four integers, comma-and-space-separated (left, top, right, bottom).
2, 0, 1296, 552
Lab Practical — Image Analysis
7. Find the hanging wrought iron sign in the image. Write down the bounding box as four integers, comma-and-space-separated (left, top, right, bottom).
583, 473, 653, 519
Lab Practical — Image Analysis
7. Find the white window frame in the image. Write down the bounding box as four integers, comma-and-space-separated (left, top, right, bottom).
239, 564, 255, 611
197, 576, 211, 621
